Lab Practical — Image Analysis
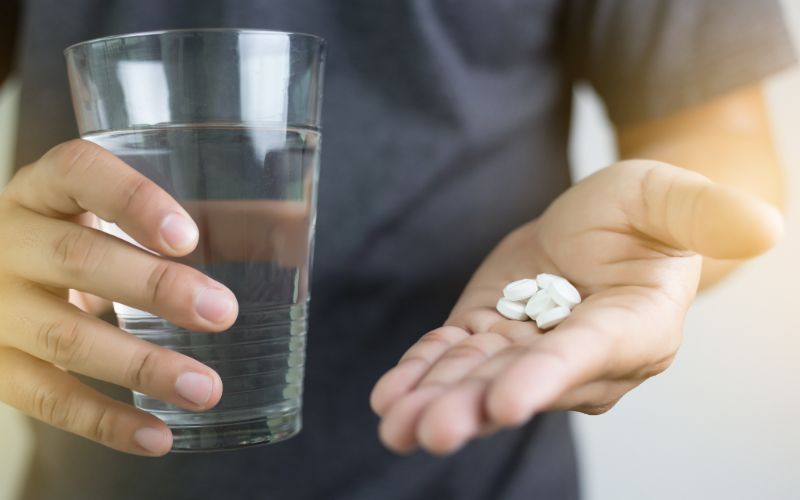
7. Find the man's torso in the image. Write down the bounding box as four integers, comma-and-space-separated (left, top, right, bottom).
14, 2, 578, 499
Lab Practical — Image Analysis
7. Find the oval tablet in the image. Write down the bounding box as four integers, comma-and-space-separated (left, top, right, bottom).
496, 298, 529, 321
546, 279, 581, 309
503, 279, 539, 302
536, 273, 561, 289
525, 289, 556, 320
536, 305, 570, 330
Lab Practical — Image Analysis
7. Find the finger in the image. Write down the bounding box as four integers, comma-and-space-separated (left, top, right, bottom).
4, 214, 237, 330
370, 326, 469, 416
623, 161, 783, 258
0, 347, 172, 456
485, 289, 669, 426
414, 332, 512, 389
378, 385, 446, 454
414, 344, 529, 453
416, 378, 639, 455
395, 331, 516, 452
1, 290, 222, 411
371, 318, 540, 417
416, 379, 487, 455
379, 324, 541, 451
6, 139, 198, 256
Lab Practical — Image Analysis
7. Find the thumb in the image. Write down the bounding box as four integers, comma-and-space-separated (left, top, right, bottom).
627, 161, 784, 259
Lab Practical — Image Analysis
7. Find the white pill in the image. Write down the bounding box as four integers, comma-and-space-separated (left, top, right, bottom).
536, 273, 561, 289
546, 279, 581, 309
496, 298, 529, 321
536, 306, 571, 330
503, 279, 539, 302
525, 289, 557, 320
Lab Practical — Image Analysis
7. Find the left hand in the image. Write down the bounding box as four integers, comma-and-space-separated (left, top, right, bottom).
370, 160, 783, 455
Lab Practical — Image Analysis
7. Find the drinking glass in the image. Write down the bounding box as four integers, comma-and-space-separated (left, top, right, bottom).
65, 28, 325, 451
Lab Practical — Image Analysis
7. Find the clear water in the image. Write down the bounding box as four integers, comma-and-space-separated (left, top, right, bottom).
86, 125, 319, 450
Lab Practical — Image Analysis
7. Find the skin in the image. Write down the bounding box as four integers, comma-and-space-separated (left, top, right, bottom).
618, 86, 785, 288
0, 61, 784, 456
370, 85, 786, 455
0, 142, 240, 455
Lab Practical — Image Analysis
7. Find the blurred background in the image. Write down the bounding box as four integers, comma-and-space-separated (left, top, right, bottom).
2, 2, 800, 499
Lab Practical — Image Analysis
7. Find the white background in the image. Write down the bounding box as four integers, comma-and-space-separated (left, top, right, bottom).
2, 2, 800, 498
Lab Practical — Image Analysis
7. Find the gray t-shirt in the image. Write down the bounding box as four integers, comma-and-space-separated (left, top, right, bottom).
11, 1, 795, 499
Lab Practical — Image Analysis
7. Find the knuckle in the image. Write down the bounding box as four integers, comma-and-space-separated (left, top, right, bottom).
444, 342, 489, 361
398, 329, 456, 363
418, 330, 450, 344
120, 174, 157, 216
84, 406, 116, 445
45, 139, 103, 180
32, 383, 75, 428
414, 329, 458, 348
144, 261, 179, 306
53, 226, 107, 277
126, 347, 160, 389
36, 317, 92, 367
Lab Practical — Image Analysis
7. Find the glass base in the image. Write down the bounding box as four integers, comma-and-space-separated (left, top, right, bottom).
169, 410, 301, 452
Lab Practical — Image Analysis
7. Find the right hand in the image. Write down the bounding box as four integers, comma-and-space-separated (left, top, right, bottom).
0, 140, 239, 456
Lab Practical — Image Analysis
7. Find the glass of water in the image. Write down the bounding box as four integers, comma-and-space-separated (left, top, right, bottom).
64, 29, 325, 451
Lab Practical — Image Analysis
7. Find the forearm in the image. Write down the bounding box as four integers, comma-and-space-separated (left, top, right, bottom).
617, 85, 784, 290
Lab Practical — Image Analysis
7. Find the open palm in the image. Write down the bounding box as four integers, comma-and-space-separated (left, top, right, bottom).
370, 161, 783, 455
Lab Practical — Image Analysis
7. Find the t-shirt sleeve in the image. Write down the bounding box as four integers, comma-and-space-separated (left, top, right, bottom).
565, 0, 797, 127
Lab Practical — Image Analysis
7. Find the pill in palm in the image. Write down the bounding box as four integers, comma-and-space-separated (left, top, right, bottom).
536, 273, 561, 289
502, 279, 539, 302
525, 289, 556, 320
546, 279, 581, 308
496, 298, 529, 321
535, 305, 571, 330
497, 274, 580, 328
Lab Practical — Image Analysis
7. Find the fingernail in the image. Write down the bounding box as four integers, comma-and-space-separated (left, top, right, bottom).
160, 212, 198, 252
175, 372, 213, 406
194, 287, 235, 323
133, 427, 169, 454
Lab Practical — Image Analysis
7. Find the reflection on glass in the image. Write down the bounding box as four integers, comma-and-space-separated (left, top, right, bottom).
116, 60, 171, 126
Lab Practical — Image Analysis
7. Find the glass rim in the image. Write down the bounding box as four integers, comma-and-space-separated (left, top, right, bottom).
64, 28, 325, 55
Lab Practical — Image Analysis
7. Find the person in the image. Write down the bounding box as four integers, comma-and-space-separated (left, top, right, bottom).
0, 1, 795, 499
